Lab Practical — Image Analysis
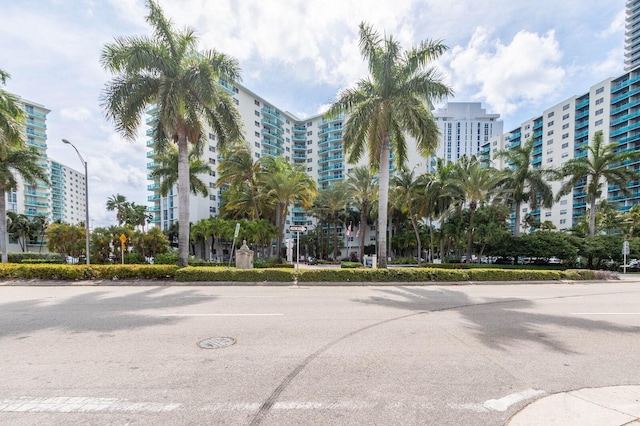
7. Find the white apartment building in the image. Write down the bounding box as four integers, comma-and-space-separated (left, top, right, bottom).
432, 102, 502, 165
625, 0, 640, 71
482, 69, 639, 232
49, 160, 87, 225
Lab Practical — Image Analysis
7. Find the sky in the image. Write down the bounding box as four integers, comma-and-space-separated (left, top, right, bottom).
0, 0, 628, 227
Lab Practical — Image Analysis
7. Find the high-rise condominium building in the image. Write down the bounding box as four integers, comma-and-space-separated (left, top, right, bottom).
625, 0, 640, 71
432, 102, 502, 164
3, 97, 85, 253
482, 68, 640, 232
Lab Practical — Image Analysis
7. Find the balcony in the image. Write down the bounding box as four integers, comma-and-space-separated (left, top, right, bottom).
293, 125, 307, 132
25, 109, 46, 119
318, 125, 343, 136
575, 99, 590, 109
261, 138, 284, 152
146, 150, 155, 158
148, 194, 160, 201
26, 119, 47, 130
318, 144, 343, 155
292, 134, 306, 142
612, 86, 640, 104
25, 128, 46, 139
318, 154, 344, 165
261, 117, 284, 131
261, 128, 284, 142
147, 183, 160, 191
261, 107, 284, 123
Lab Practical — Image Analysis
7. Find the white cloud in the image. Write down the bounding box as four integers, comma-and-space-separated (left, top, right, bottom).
599, 9, 626, 38
446, 27, 566, 115
60, 107, 93, 121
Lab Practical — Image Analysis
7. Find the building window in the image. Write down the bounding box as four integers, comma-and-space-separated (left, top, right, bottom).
233, 98, 239, 105
307, 158, 312, 163
255, 100, 260, 106
595, 98, 604, 105
255, 110, 260, 116
209, 145, 216, 152
545, 212, 552, 217
255, 131, 260, 138
547, 130, 554, 136
561, 152, 569, 158
562, 133, 569, 139
547, 158, 553, 163
595, 119, 603, 126
563, 113, 569, 120
255, 121, 260, 127
306, 122, 312, 127
562, 123, 569, 129
307, 167, 313, 172
595, 87, 604, 95
307, 131, 313, 136
560, 200, 568, 205
561, 142, 569, 149
560, 209, 567, 215
546, 149, 553, 154
547, 111, 554, 118
562, 104, 570, 110
560, 219, 567, 225
255, 142, 260, 148
547, 139, 553, 145
595, 108, 603, 116
548, 120, 554, 126
209, 133, 216, 140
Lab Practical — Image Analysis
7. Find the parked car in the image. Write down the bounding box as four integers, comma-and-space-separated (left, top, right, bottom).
306, 256, 318, 265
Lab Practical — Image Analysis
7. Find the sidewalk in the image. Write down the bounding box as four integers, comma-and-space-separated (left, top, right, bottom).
507, 385, 640, 425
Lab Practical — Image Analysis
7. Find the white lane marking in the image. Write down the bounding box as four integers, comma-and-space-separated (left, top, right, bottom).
0, 397, 181, 413
201, 401, 377, 411
161, 313, 283, 317
447, 403, 489, 413
571, 313, 640, 315
483, 389, 545, 412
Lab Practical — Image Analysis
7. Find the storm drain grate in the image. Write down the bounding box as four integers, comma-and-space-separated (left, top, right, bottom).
198, 337, 236, 349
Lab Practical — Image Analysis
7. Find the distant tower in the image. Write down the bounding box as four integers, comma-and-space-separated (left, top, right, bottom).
625, 0, 640, 71
432, 102, 502, 164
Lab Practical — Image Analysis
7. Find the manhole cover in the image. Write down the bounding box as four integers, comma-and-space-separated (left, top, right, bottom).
198, 337, 236, 349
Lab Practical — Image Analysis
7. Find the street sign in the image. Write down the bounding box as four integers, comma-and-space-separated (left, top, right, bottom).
289, 225, 307, 232
119, 234, 127, 244
623, 241, 630, 255
234, 223, 240, 238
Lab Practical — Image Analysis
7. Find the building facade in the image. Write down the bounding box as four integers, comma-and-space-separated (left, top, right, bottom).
432, 102, 502, 165
625, 0, 640, 71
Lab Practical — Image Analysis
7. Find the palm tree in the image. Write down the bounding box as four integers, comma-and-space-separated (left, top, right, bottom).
556, 130, 640, 237
495, 136, 554, 237
391, 168, 429, 264
217, 141, 262, 219
0, 144, 49, 262
150, 142, 211, 198
312, 181, 351, 260
424, 158, 456, 260
100, 0, 243, 266
326, 22, 452, 268
449, 156, 501, 262
258, 156, 316, 260
346, 165, 378, 262
0, 69, 24, 152
6, 212, 32, 252
106, 193, 129, 226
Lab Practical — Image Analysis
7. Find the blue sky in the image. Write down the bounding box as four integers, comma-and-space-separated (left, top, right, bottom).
0, 0, 627, 226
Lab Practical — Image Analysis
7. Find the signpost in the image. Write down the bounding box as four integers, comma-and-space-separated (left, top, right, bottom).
119, 234, 127, 265
623, 240, 630, 274
229, 223, 241, 268
289, 226, 307, 272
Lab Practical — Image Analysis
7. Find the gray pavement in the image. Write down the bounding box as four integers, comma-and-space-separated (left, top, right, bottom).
0, 279, 639, 425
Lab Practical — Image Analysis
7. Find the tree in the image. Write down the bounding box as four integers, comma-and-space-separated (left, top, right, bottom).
46, 223, 86, 260
258, 156, 316, 260
6, 212, 32, 252
449, 156, 501, 262
101, 0, 243, 266
106, 193, 129, 226
312, 182, 351, 260
326, 22, 452, 268
495, 136, 554, 237
556, 130, 640, 237
391, 168, 428, 263
149, 142, 211, 198
346, 166, 378, 262
0, 144, 49, 262
426, 158, 456, 260
217, 141, 262, 219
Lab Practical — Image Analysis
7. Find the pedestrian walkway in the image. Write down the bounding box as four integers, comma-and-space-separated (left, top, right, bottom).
507, 385, 640, 425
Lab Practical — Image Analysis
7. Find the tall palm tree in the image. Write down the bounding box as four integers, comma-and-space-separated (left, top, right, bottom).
449, 156, 501, 262
424, 158, 456, 260
391, 168, 429, 264
326, 22, 452, 268
217, 141, 262, 219
100, 0, 243, 266
346, 165, 378, 261
258, 156, 316, 260
313, 181, 351, 260
150, 142, 211, 198
556, 130, 640, 237
106, 193, 129, 226
0, 144, 49, 262
495, 136, 554, 237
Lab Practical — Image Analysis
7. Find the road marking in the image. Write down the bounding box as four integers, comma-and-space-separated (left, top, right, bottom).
571, 313, 640, 315
161, 313, 283, 317
0, 397, 181, 413
483, 389, 545, 412
201, 401, 378, 411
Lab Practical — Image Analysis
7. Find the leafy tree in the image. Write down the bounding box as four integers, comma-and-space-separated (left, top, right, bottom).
6, 212, 32, 252
106, 194, 129, 226
0, 144, 49, 262
150, 142, 211, 198
391, 168, 429, 263
46, 223, 86, 259
90, 226, 114, 263
312, 182, 351, 260
217, 141, 262, 219
556, 130, 640, 237
346, 165, 378, 262
101, 0, 243, 266
495, 136, 554, 237
326, 22, 452, 267
258, 156, 316, 260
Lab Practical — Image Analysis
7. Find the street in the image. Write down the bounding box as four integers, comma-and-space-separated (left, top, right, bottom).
1, 281, 639, 425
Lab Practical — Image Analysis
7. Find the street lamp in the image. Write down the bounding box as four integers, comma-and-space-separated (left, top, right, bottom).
62, 139, 90, 265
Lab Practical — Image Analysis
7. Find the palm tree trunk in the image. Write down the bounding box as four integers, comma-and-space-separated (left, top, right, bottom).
410, 214, 421, 265
513, 201, 521, 237
276, 202, 284, 260
359, 202, 367, 263
0, 185, 7, 263
466, 207, 476, 262
429, 217, 435, 263
177, 134, 190, 267
377, 135, 390, 268
589, 196, 597, 238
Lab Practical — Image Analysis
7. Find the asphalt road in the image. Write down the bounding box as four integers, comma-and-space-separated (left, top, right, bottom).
1, 281, 639, 425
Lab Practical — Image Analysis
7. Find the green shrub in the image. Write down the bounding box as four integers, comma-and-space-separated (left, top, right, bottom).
0, 264, 178, 281
388, 257, 418, 265
467, 268, 562, 281
21, 258, 64, 264
154, 253, 178, 264
340, 262, 363, 269
175, 266, 295, 282
8, 252, 64, 264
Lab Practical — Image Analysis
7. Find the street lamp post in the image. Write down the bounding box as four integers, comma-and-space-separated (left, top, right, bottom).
62, 139, 90, 265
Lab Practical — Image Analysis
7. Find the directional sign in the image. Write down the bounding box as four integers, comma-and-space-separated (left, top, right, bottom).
234, 223, 240, 238
119, 234, 127, 244
289, 225, 307, 232
623, 240, 630, 255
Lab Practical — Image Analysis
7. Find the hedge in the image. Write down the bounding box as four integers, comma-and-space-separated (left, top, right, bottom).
0, 264, 598, 283
7, 252, 64, 263
175, 267, 295, 282
0, 264, 179, 280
